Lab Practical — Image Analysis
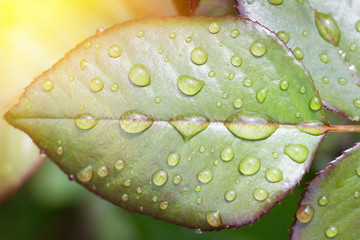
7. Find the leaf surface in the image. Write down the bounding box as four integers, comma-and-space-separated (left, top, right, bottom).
5, 16, 325, 230
237, 0, 360, 121
291, 143, 360, 239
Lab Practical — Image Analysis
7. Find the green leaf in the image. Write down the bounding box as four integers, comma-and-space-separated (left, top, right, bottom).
291, 143, 360, 239
5, 16, 326, 230
236, 0, 360, 121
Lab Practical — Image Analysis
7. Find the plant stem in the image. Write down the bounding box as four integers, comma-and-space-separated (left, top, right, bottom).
326, 125, 360, 132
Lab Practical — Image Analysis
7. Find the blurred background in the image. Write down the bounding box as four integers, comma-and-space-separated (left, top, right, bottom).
0, 0, 358, 239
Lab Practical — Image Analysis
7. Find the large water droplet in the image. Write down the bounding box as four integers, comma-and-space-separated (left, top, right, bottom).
177, 75, 205, 96
119, 110, 154, 133
250, 41, 266, 56
206, 210, 222, 227
319, 53, 329, 63
243, 78, 253, 87
115, 159, 125, 170
268, 0, 283, 5
315, 11, 340, 46
231, 55, 242, 67
277, 31, 289, 43
224, 190, 237, 202
239, 155, 260, 175
309, 96, 322, 111
224, 111, 279, 140
265, 167, 283, 182
318, 195, 329, 206
197, 168, 213, 183
137, 30, 145, 38
121, 194, 128, 201
129, 64, 151, 87
77, 165, 93, 182
90, 78, 104, 92
221, 146, 234, 161
325, 225, 338, 238
152, 169, 168, 186
169, 115, 210, 142
190, 47, 208, 65
160, 201, 169, 210
108, 45, 122, 58
208, 22, 221, 34
253, 188, 269, 201
167, 152, 180, 166
298, 121, 327, 135
256, 88, 269, 104
280, 80, 289, 90
97, 165, 109, 177
293, 47, 304, 60
75, 113, 98, 130
42, 79, 54, 91
354, 99, 360, 108
296, 204, 314, 223
284, 144, 309, 163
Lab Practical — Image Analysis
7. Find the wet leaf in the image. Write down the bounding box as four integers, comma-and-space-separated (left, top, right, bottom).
236, 0, 360, 121
5, 16, 326, 230
291, 143, 360, 239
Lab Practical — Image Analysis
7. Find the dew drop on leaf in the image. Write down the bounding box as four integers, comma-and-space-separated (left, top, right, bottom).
167, 152, 180, 166
220, 146, 234, 162
190, 47, 208, 65
233, 97, 243, 109
137, 30, 145, 38
224, 190, 237, 202
121, 194, 128, 202
230, 55, 242, 67
75, 113, 98, 130
173, 174, 182, 184
354, 99, 360, 108
338, 77, 347, 85
119, 110, 154, 134
115, 159, 125, 170
177, 75, 205, 96
279, 80, 289, 90
90, 78, 104, 92
268, 0, 283, 5
309, 96, 322, 111
350, 43, 357, 52
122, 179, 132, 187
206, 210, 222, 227
253, 188, 269, 201
42, 79, 54, 91
159, 201, 169, 210
315, 12, 340, 46
197, 168, 213, 183
97, 165, 109, 177
284, 143, 309, 163
325, 225, 338, 238
152, 169, 168, 186
129, 64, 151, 87
277, 31, 289, 43
239, 155, 261, 175
243, 78, 253, 87
56, 146, 64, 155
318, 195, 329, 206
265, 167, 283, 182
250, 41, 267, 56
77, 165, 94, 183
319, 53, 329, 63
355, 166, 360, 176
293, 47, 304, 60
208, 22, 221, 34
297, 121, 327, 135
256, 88, 269, 104
80, 59, 88, 70
296, 204, 314, 223
169, 32, 176, 39
322, 77, 329, 84
169, 115, 210, 142
230, 29, 239, 38
108, 45, 122, 58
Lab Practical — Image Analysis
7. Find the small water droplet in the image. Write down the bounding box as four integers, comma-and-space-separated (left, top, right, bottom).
115, 159, 125, 170
90, 78, 104, 92
279, 80, 289, 90
79, 105, 84, 111
197, 198, 202, 204
315, 12, 340, 46
108, 45, 122, 58
355, 166, 360, 176
338, 77, 347, 85
80, 59, 88, 70
256, 88, 269, 104
195, 228, 203, 234
277, 31, 289, 43
231, 29, 239, 38
213, 159, 220, 166
354, 191, 359, 198
299, 86, 306, 94
119, 110, 154, 134
195, 185, 201, 192
284, 144, 309, 163
56, 146, 64, 155
154, 96, 161, 104
129, 64, 151, 87
96, 27, 105, 35
224, 111, 279, 140
190, 47, 208, 65
173, 174, 182, 184
199, 146, 205, 153
78, 165, 93, 182
250, 41, 266, 56
185, 37, 192, 43
208, 71, 215, 78
42, 79, 54, 91
350, 43, 357, 52
325, 225, 338, 238
206, 210, 222, 227
239, 155, 260, 175
137, 30, 145, 38
309, 96, 322, 111
152, 196, 158, 202
318, 195, 329, 206
136, 187, 142, 194
159, 201, 169, 210
302, 31, 308, 37
97, 165, 109, 177
231, 55, 242, 67
216, 101, 222, 107
233, 97, 243, 109
122, 179, 132, 187
243, 78, 253, 87
253, 188, 269, 201
208, 22, 221, 34
296, 204, 314, 223
268, 0, 283, 5
224, 190, 237, 202
169, 32, 176, 39
319, 53, 329, 63
121, 193, 128, 201
169, 115, 210, 141
167, 152, 180, 166
228, 73, 235, 80
111, 83, 119, 92
272, 152, 279, 159
322, 77, 329, 84
222, 93, 228, 99
152, 169, 168, 186
354, 99, 360, 108
265, 167, 283, 182
293, 47, 304, 60
69, 75, 75, 81
75, 113, 98, 130
221, 146, 234, 161
197, 168, 213, 183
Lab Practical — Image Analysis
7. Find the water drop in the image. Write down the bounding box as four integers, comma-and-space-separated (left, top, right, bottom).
169, 32, 176, 39
190, 47, 208, 65
228, 73, 235, 80
56, 146, 64, 155
277, 31, 289, 43
309, 96, 322, 111
272, 152, 279, 159
265, 167, 283, 182
268, 0, 283, 5
111, 83, 119, 92
208, 71, 215, 78
224, 111, 279, 140
299, 87, 306, 94
122, 179, 132, 187
152, 169, 168, 186
136, 187, 142, 194
154, 96, 161, 104
296, 204, 314, 223
231, 55, 242, 67
206, 210, 222, 227
243, 78, 253, 87
213, 160, 220, 166
293, 47, 304, 60
197, 168, 213, 183
129, 64, 151, 87
108, 45, 122, 58
169, 115, 210, 141
350, 43, 357, 52
137, 30, 145, 38
208, 22, 221, 34
195, 185, 201, 192
121, 193, 128, 201
152, 196, 158, 202
97, 165, 109, 177
231, 29, 239, 38
354, 99, 360, 108
325, 225, 338, 238
319, 53, 329, 63
77, 165, 93, 182
177, 76, 204, 96
159, 201, 169, 210
356, 166, 360, 176
256, 88, 269, 104
115, 159, 125, 170
222, 93, 228, 99
253, 188, 269, 201
239, 155, 260, 175
199, 146, 205, 153
233, 97, 243, 109
80, 59, 88, 70
185, 37, 192, 43
224, 190, 237, 202
75, 113, 98, 130
173, 174, 182, 184
90, 78, 103, 92
338, 77, 347, 85
69, 75, 75, 81
302, 31, 308, 37
315, 12, 340, 46
167, 152, 180, 166
279, 80, 289, 90
250, 41, 266, 57
318, 195, 329, 206
298, 121, 327, 135
119, 110, 154, 133
322, 77, 329, 84
42, 79, 54, 91
354, 191, 359, 198
221, 146, 234, 161
284, 143, 309, 163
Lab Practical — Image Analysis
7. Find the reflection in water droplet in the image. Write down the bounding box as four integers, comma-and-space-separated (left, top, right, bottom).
284, 144, 309, 163
221, 146, 234, 161
206, 210, 222, 227
296, 204, 314, 223
277, 31, 289, 43
309, 96, 322, 111
319, 53, 329, 63
325, 225, 338, 238
224, 111, 279, 140
173, 174, 182, 184
75, 113, 98, 130
97, 165, 109, 177
256, 88, 269, 104
239, 155, 260, 175
119, 110, 154, 133
108, 45, 122, 58
90, 78, 104, 92
170, 115, 210, 142
152, 169, 168, 186
208, 22, 221, 34
318, 195, 329, 206
78, 165, 93, 182
115, 159, 125, 170
315, 12, 340, 46
224, 190, 237, 202
197, 168, 213, 183
293, 47, 304, 60
129, 64, 151, 87
265, 167, 283, 182
42, 79, 54, 91
177, 75, 205, 96
250, 41, 266, 56
253, 188, 269, 201
190, 47, 208, 65
167, 152, 180, 166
